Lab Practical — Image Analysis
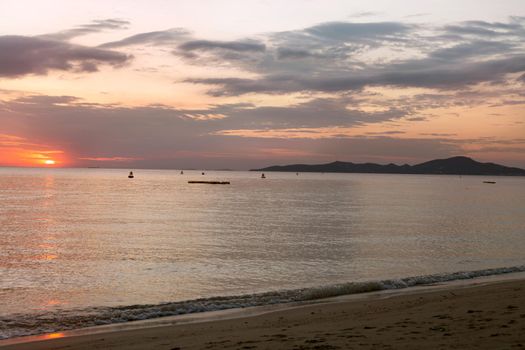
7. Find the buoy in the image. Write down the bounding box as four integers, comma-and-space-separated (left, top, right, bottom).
261, 173, 266, 179
128, 171, 134, 179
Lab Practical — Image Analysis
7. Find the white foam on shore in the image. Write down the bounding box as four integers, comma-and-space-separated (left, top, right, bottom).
1, 265, 525, 341
300, 265, 525, 300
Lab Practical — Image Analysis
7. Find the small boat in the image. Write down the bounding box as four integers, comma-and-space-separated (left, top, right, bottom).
483, 181, 496, 184
128, 171, 134, 179
202, 172, 205, 175
180, 170, 184, 175
261, 173, 266, 179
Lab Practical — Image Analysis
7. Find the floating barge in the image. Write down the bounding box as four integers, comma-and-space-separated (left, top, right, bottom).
188, 181, 230, 185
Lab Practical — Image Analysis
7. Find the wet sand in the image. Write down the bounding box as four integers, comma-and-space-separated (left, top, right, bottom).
2, 279, 525, 349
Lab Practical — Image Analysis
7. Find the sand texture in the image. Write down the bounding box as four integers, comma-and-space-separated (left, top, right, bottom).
2, 279, 525, 350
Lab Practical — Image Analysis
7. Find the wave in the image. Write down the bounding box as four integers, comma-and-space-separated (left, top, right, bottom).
1, 265, 525, 340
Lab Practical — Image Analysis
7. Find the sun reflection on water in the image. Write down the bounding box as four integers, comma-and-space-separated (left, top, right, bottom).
43, 332, 65, 339
45, 299, 62, 307
39, 254, 58, 261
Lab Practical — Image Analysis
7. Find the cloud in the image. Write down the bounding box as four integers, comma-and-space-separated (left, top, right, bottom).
2, 17, 525, 168
420, 133, 457, 137
220, 97, 410, 130
316, 137, 461, 162
101, 31, 266, 68
174, 39, 266, 66
444, 20, 524, 38
158, 21, 414, 73
349, 11, 382, 18
375, 55, 525, 88
406, 117, 426, 122
0, 35, 131, 77
13, 95, 80, 105
43, 19, 130, 41
365, 131, 406, 135
429, 40, 515, 61
304, 21, 412, 42
188, 54, 525, 95
0, 95, 215, 165
0, 94, 410, 166
78, 156, 140, 162
2, 93, 524, 169
178, 39, 265, 53
276, 47, 315, 59
171, 18, 525, 95
468, 146, 525, 153
99, 28, 190, 48
261, 21, 416, 73
30, 17, 522, 93
489, 99, 525, 107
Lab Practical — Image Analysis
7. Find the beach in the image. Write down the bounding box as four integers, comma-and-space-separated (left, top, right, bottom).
2, 278, 524, 350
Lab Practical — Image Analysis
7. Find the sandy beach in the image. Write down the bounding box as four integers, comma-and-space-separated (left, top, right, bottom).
2, 278, 524, 350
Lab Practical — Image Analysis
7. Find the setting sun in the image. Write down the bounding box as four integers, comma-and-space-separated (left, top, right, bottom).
44, 159, 56, 165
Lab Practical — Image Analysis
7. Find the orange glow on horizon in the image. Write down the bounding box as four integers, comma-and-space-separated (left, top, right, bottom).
0, 133, 69, 167
0, 147, 67, 167
31, 152, 66, 167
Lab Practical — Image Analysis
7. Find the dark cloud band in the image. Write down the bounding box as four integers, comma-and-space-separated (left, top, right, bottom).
0, 35, 131, 77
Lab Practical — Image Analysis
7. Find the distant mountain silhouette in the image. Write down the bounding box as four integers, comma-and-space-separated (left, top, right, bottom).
252, 156, 525, 176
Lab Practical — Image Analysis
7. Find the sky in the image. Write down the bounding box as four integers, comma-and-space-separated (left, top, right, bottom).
0, 0, 524, 169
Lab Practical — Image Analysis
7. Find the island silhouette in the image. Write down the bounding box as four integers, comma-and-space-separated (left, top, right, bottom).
252, 156, 525, 176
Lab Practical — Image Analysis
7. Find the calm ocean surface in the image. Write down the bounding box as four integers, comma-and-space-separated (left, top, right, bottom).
1, 167, 525, 338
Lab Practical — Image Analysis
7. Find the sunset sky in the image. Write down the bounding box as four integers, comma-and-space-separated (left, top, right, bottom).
1, 0, 524, 169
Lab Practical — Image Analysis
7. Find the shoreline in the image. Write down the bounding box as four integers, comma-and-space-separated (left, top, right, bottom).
2, 266, 525, 342
2, 272, 525, 349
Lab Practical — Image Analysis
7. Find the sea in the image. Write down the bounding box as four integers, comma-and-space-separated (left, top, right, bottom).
1, 167, 525, 339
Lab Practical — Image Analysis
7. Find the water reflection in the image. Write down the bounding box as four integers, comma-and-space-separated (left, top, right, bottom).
1, 168, 524, 317
45, 299, 62, 306
35, 254, 58, 261
43, 332, 65, 339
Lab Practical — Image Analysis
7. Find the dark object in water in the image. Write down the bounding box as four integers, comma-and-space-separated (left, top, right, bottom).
128, 171, 134, 179
483, 181, 496, 184
188, 181, 230, 185
202, 172, 205, 175
180, 170, 184, 175
261, 173, 266, 179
